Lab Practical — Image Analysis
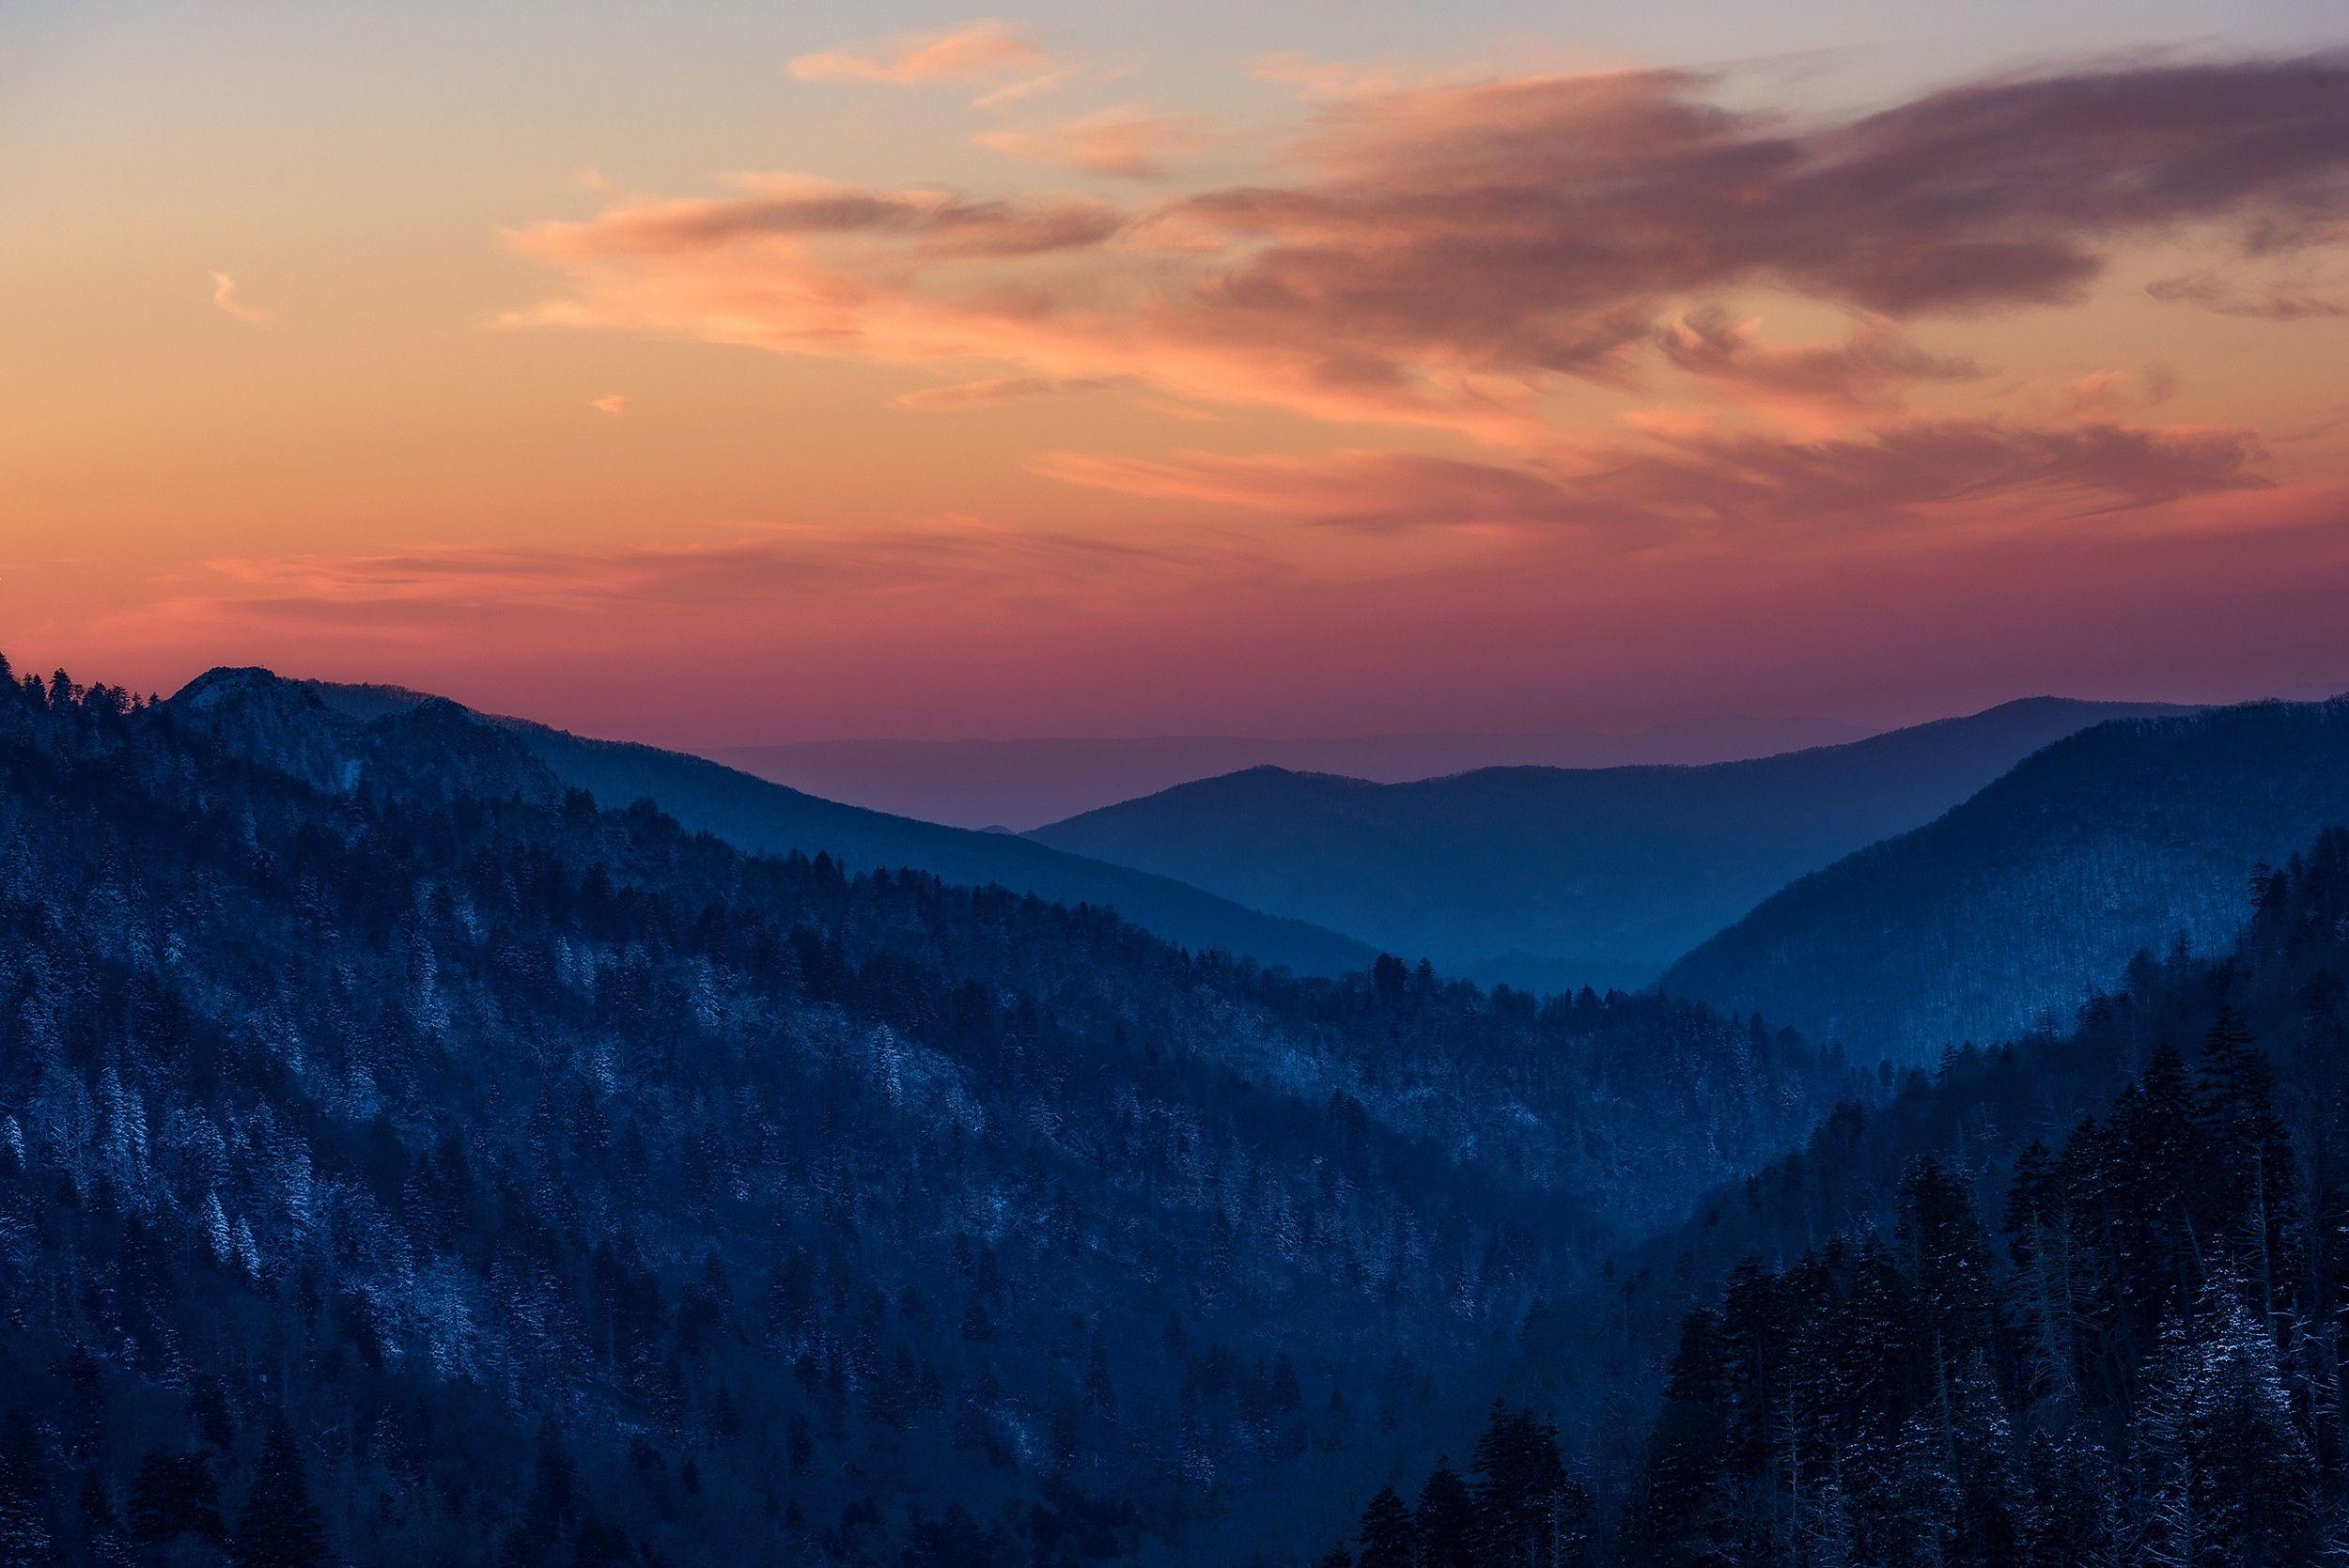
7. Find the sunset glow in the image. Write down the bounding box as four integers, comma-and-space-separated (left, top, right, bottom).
6, 3, 2347, 746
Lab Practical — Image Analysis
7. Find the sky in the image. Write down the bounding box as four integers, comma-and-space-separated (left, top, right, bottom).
5, 0, 2349, 747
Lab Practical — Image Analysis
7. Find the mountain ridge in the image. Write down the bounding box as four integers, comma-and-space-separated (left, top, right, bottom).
1661, 693, 2349, 1060
709, 713, 1875, 831
1029, 696, 2191, 992
164, 665, 1379, 979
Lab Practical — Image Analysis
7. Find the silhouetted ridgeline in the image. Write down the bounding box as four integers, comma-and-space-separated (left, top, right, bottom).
1664, 695, 2349, 1062
1029, 698, 2183, 994
176, 665, 1379, 981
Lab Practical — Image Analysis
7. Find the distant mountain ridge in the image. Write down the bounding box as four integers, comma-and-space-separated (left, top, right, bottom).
713, 714, 1873, 831
1028, 697, 2188, 992
1662, 694, 2349, 1061
165, 666, 1377, 978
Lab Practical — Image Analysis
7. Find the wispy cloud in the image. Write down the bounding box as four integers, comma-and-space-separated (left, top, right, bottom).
788, 19, 1049, 86
1040, 416, 2265, 536
512, 55, 2349, 451
2147, 268, 2347, 321
168, 519, 1199, 634
1655, 310, 1984, 417
209, 271, 271, 327
894, 375, 1122, 410
977, 108, 1211, 179
589, 394, 629, 415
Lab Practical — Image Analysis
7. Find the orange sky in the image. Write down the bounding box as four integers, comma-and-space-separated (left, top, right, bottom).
5, 7, 2348, 744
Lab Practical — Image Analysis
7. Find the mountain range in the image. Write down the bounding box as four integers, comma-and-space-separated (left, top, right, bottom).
170, 667, 1375, 980
1662, 695, 2349, 1059
710, 715, 1872, 832
1323, 819, 2349, 1568
0, 656, 1857, 1567
8, 651, 2349, 1567
1029, 697, 2186, 993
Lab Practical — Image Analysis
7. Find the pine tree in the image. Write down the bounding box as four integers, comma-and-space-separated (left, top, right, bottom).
127, 1448, 224, 1548
2135, 1278, 2314, 1568
2003, 1140, 2081, 1413
1415, 1457, 1477, 1568
2195, 1015, 2297, 1329
1470, 1401, 1579, 1567
228, 1417, 327, 1568
1895, 1157, 2003, 1464
1625, 1309, 1735, 1567
1355, 1483, 1414, 1568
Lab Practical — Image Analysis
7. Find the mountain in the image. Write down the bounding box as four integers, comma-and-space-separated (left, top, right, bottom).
1322, 825, 2349, 1567
166, 667, 1376, 980
1663, 695, 2349, 1062
1029, 698, 2185, 993
0, 659, 1859, 1566
712, 715, 1872, 832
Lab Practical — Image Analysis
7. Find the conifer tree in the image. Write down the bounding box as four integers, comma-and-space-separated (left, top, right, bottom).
229, 1417, 327, 1568
1354, 1484, 1414, 1568
1415, 1457, 1478, 1568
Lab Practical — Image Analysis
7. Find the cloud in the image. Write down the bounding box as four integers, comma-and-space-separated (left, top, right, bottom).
1041, 416, 2264, 536
1655, 310, 1984, 414
788, 20, 1048, 87
2147, 269, 2347, 320
2059, 367, 2180, 423
510, 55, 2349, 446
1165, 55, 2349, 376
209, 272, 271, 327
977, 109, 1209, 180
1035, 448, 1584, 531
179, 520, 1190, 630
589, 395, 629, 415
894, 375, 1121, 409
534, 173, 1125, 259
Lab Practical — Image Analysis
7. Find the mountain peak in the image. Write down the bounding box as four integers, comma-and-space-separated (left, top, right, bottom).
174, 664, 306, 711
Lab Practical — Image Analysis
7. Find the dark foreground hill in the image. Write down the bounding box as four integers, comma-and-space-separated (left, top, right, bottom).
1664, 695, 2349, 1061
1030, 698, 2182, 992
169, 666, 1375, 979
1322, 825, 2349, 1567
0, 659, 1858, 1567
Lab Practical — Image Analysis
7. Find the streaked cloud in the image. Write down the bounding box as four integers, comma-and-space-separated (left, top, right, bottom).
894, 375, 1121, 410
589, 394, 629, 415
1655, 310, 1984, 416
535, 172, 1124, 259
2148, 269, 2347, 320
977, 109, 1211, 179
512, 55, 2349, 453
788, 20, 1048, 87
1041, 416, 2265, 536
176, 519, 1196, 629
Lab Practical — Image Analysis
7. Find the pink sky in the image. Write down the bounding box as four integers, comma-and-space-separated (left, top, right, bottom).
4, 10, 2347, 745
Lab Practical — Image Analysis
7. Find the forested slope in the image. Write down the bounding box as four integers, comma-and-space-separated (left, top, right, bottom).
0, 659, 1857, 1567
175, 667, 1376, 980
1316, 824, 2349, 1566
1031, 699, 2179, 993
1665, 696, 2349, 1061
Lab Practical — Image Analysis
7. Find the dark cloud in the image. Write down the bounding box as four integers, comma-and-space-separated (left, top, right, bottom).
583, 185, 1125, 259
518, 54, 2349, 438
2147, 269, 2347, 320
1656, 308, 1985, 410
1161, 56, 2349, 374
